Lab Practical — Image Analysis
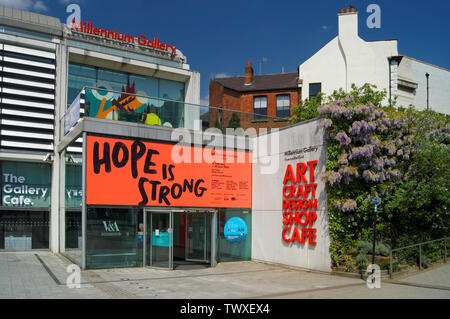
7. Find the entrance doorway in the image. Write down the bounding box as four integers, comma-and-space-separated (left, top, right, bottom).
144, 209, 215, 270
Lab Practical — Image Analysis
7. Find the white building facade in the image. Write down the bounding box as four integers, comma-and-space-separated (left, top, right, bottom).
299, 9, 450, 115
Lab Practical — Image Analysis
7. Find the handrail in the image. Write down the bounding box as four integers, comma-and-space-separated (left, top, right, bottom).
391, 237, 450, 252
80, 86, 280, 120
389, 237, 448, 279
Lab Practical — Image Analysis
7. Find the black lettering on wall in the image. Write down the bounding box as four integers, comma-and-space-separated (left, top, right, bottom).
93, 142, 111, 174
194, 179, 207, 197
183, 179, 194, 192
148, 180, 161, 201
144, 149, 160, 175
131, 140, 146, 179
171, 184, 182, 199
159, 186, 171, 205
168, 164, 175, 181
112, 142, 129, 168
138, 177, 149, 206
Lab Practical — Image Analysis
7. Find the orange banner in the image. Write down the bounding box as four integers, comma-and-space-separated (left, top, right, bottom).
86, 136, 252, 208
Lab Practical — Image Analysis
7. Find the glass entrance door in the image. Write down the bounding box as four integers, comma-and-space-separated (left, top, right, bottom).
147, 211, 172, 269
186, 212, 210, 262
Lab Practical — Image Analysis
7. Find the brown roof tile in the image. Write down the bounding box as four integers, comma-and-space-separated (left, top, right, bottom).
214, 72, 299, 92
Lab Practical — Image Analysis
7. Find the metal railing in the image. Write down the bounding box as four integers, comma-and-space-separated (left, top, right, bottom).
389, 237, 449, 279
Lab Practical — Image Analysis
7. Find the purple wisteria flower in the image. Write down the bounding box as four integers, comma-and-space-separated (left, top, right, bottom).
387, 169, 401, 181
342, 199, 357, 212
349, 144, 375, 160
383, 142, 396, 156
320, 118, 333, 129
334, 201, 342, 209
383, 156, 396, 167
353, 105, 372, 116
338, 166, 359, 184
349, 121, 376, 142
362, 170, 377, 182
338, 153, 349, 165
335, 131, 351, 146
372, 158, 384, 171
322, 171, 342, 186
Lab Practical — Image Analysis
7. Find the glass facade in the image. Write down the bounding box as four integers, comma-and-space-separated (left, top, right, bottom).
63, 162, 82, 264
67, 63, 185, 128
217, 208, 252, 262
0, 211, 49, 250
86, 207, 142, 269
0, 161, 51, 250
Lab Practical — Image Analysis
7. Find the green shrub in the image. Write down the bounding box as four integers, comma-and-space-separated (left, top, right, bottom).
420, 255, 430, 268
356, 252, 368, 270
375, 241, 391, 257
355, 240, 390, 256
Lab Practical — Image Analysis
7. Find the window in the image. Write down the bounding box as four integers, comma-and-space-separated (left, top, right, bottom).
309, 83, 322, 99
253, 96, 267, 119
86, 207, 142, 269
276, 94, 291, 118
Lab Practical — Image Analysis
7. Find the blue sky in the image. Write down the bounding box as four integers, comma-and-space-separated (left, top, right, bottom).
3, 0, 449, 105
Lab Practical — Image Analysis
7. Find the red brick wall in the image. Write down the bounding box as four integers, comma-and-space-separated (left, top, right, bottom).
209, 79, 301, 133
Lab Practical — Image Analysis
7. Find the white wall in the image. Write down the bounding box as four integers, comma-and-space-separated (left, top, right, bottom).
397, 56, 450, 114
299, 12, 398, 103
184, 71, 201, 130
251, 119, 331, 272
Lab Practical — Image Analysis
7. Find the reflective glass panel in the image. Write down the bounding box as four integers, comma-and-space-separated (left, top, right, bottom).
86, 207, 139, 269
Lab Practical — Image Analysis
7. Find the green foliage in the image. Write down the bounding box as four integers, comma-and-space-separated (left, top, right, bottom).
214, 118, 222, 131
294, 83, 449, 271
291, 93, 323, 123
421, 255, 430, 268
227, 112, 241, 130
356, 252, 368, 270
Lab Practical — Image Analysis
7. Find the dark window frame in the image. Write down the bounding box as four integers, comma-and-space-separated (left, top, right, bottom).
253, 95, 267, 119
309, 83, 322, 99
276, 94, 291, 118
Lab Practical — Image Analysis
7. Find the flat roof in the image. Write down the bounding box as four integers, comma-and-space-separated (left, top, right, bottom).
0, 5, 62, 36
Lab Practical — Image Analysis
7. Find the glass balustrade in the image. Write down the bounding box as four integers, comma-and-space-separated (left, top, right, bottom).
63, 87, 288, 137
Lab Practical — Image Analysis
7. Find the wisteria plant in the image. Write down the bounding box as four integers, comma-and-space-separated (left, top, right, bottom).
291, 83, 449, 270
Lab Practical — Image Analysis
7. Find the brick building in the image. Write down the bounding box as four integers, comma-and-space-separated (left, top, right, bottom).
209, 61, 301, 132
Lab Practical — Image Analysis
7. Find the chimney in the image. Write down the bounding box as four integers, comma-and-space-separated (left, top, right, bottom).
245, 61, 253, 84
338, 7, 358, 40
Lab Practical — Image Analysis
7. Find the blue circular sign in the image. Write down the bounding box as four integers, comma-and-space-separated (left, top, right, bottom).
372, 197, 379, 205
224, 217, 247, 243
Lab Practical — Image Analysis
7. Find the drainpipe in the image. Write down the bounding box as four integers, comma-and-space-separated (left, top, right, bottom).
387, 56, 403, 106
426, 72, 430, 110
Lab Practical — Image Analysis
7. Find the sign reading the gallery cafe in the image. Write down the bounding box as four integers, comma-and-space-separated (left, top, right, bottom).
1, 162, 51, 207
282, 160, 319, 246
70, 21, 177, 56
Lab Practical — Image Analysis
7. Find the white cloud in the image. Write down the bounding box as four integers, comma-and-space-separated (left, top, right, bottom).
0, 0, 48, 12
215, 73, 231, 78
33, 0, 47, 12
59, 0, 82, 4
200, 95, 209, 106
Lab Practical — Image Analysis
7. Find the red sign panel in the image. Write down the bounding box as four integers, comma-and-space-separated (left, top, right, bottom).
86, 136, 252, 208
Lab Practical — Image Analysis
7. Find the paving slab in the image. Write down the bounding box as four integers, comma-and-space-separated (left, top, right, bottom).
0, 251, 449, 299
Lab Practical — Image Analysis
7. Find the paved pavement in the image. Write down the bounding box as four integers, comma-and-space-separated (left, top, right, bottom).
0, 251, 449, 299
